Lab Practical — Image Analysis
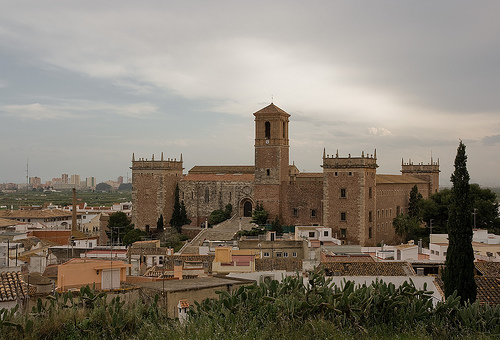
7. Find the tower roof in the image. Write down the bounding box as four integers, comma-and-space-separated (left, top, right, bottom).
253, 103, 290, 117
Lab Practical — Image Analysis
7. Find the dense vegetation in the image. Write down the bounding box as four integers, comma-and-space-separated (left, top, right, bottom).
208, 203, 233, 225
0, 190, 132, 210
2, 272, 500, 339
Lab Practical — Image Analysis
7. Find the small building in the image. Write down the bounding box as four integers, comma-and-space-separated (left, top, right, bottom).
130, 276, 254, 318
212, 247, 257, 274
58, 258, 131, 291
23, 272, 54, 295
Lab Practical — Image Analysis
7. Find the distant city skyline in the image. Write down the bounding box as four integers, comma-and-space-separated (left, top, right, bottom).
1, 2, 500, 187
1, 171, 126, 187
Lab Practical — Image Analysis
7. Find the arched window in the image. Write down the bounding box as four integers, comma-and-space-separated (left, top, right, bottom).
265, 121, 271, 139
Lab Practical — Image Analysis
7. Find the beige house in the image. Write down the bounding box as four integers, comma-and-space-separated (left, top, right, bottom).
58, 258, 131, 291
212, 247, 257, 274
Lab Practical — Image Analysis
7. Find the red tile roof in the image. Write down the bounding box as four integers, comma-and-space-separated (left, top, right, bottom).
321, 262, 415, 276
0, 272, 28, 302
253, 103, 290, 117
376, 175, 428, 184
182, 173, 254, 182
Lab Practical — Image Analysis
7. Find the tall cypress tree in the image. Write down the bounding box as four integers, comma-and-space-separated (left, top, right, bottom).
169, 184, 182, 232
443, 141, 477, 303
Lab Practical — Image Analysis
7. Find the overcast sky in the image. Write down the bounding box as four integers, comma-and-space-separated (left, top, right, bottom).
1, 1, 499, 187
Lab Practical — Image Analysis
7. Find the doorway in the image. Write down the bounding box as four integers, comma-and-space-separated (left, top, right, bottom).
243, 201, 253, 217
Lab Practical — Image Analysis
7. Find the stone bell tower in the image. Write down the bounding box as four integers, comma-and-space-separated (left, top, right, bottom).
253, 103, 290, 222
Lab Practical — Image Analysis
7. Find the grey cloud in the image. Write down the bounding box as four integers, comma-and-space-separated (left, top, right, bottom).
482, 134, 500, 146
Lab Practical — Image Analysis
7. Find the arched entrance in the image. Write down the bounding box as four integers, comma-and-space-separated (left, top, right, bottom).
243, 201, 253, 217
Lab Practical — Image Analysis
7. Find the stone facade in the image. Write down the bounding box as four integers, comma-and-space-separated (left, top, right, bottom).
179, 170, 254, 227
131, 103, 439, 246
130, 154, 182, 231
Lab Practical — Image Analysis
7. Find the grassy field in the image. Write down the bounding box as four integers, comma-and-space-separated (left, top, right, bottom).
0, 190, 132, 210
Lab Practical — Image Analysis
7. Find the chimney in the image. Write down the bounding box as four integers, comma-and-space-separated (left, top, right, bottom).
72, 188, 77, 232
174, 259, 183, 280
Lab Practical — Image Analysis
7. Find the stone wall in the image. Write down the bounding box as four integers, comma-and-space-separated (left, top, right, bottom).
282, 178, 323, 226
131, 157, 182, 231
179, 180, 254, 226
375, 181, 430, 245
255, 258, 302, 271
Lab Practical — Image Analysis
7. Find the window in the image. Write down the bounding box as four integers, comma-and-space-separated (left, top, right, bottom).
293, 208, 298, 217
340, 228, 347, 238
369, 211, 373, 222
340, 188, 346, 198
369, 227, 372, 239
263, 252, 270, 257
377, 210, 380, 218
266, 169, 270, 176
292, 252, 297, 257
265, 121, 271, 139
324, 230, 329, 237
309, 231, 315, 238
311, 209, 317, 217
284, 252, 289, 258
334, 172, 338, 176
276, 252, 282, 258
369, 187, 372, 198
348, 172, 353, 176
340, 212, 346, 221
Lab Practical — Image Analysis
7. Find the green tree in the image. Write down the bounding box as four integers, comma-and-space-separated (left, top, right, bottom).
271, 216, 283, 235
208, 209, 227, 225
251, 203, 269, 226
392, 213, 419, 243
106, 211, 134, 245
443, 141, 477, 303
224, 203, 233, 219
408, 185, 423, 219
420, 189, 451, 234
122, 228, 147, 246
170, 185, 191, 232
470, 183, 500, 233
420, 184, 500, 235
169, 185, 182, 232
156, 214, 164, 231
180, 201, 191, 226
96, 182, 112, 192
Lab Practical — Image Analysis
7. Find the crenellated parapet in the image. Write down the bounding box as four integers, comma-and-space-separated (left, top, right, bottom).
322, 149, 378, 170
401, 158, 440, 174
130, 152, 184, 171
